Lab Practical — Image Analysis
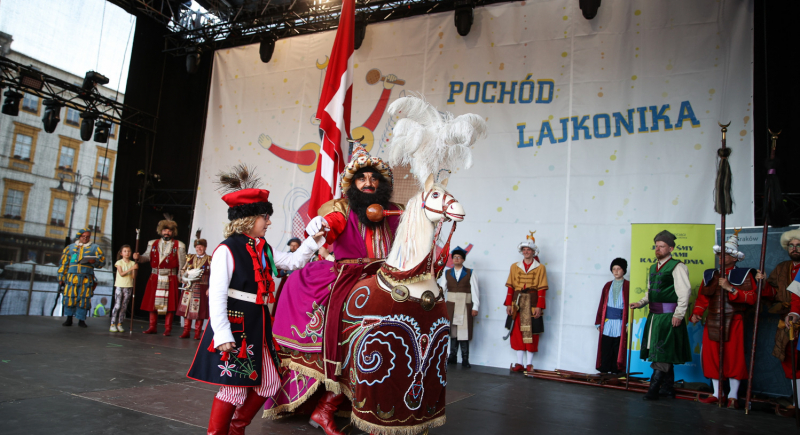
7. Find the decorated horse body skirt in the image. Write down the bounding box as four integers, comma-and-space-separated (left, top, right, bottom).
265, 275, 450, 435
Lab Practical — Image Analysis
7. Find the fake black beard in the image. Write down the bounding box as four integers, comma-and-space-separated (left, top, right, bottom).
347, 182, 392, 228
162, 236, 172, 241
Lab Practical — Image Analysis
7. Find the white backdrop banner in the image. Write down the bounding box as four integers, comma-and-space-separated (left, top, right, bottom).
192, 0, 754, 373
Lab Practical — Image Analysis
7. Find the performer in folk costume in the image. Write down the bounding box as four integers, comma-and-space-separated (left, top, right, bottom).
437, 246, 480, 368
270, 143, 403, 435
505, 232, 549, 373
595, 258, 630, 374
762, 229, 800, 386
176, 230, 212, 340
58, 227, 105, 327
186, 166, 324, 434
134, 215, 186, 335
287, 237, 302, 253
690, 230, 758, 408
630, 230, 692, 400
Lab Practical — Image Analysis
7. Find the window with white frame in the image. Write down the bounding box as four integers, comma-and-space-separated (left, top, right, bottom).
13, 134, 33, 160
88, 205, 102, 231
4, 189, 23, 218
22, 93, 38, 113
65, 108, 80, 126
97, 156, 110, 179
51, 198, 67, 226
59, 146, 75, 169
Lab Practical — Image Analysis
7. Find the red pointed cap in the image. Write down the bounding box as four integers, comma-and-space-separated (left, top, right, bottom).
222, 188, 269, 208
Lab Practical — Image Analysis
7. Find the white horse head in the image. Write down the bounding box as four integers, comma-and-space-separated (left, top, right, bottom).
385, 174, 464, 272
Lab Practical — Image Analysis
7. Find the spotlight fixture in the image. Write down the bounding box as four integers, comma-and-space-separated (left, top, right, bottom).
94, 120, 111, 143
19, 70, 44, 90
454, 0, 475, 37
354, 17, 367, 50
82, 71, 109, 92
2, 89, 22, 116
186, 49, 201, 74
259, 36, 276, 63
42, 99, 63, 133
579, 0, 601, 20
79, 112, 98, 141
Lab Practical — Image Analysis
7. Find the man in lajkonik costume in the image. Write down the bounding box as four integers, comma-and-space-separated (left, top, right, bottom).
134, 217, 186, 336
58, 227, 105, 327
763, 229, 800, 390
691, 230, 757, 408
268, 144, 402, 435
505, 232, 548, 373
630, 230, 692, 400
438, 246, 480, 368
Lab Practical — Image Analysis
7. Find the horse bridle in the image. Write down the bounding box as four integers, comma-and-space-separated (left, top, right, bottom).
421, 188, 460, 221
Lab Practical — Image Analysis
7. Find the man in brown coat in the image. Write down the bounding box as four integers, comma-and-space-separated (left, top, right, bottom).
763, 229, 800, 383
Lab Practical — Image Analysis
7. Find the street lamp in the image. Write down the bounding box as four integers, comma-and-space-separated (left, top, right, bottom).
57, 171, 95, 247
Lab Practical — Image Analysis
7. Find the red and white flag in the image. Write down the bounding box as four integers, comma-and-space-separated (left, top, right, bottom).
308, 0, 355, 219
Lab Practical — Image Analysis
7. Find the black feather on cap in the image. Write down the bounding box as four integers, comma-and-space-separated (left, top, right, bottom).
610, 257, 628, 274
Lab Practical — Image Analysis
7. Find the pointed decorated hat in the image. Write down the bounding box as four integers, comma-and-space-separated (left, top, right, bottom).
713, 228, 745, 261
340, 142, 393, 192
518, 231, 540, 256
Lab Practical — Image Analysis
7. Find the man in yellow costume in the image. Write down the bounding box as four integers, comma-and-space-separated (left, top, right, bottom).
58, 227, 105, 327
504, 232, 548, 372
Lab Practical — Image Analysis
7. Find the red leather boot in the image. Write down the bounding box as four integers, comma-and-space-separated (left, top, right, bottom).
194, 320, 204, 340
163, 312, 174, 336
179, 319, 192, 339
309, 392, 345, 435
143, 311, 158, 334
230, 389, 268, 435
208, 397, 236, 435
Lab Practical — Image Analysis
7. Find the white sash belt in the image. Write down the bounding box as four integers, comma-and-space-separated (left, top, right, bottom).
227, 288, 257, 304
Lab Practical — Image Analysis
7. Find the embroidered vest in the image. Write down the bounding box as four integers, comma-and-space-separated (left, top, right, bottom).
150, 239, 179, 270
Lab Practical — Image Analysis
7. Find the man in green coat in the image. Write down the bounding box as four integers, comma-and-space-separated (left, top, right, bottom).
630, 230, 692, 400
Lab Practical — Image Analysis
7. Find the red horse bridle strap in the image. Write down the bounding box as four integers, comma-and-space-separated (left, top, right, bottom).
421, 189, 457, 219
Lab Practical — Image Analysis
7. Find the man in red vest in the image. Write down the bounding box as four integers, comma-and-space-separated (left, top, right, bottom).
134, 217, 186, 335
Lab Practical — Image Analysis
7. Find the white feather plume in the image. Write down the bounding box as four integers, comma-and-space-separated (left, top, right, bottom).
387, 94, 486, 186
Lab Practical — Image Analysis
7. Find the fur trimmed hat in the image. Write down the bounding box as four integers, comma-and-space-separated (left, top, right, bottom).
781, 229, 800, 251
193, 229, 206, 247
156, 217, 178, 237
340, 143, 393, 192
610, 257, 627, 274
216, 165, 273, 221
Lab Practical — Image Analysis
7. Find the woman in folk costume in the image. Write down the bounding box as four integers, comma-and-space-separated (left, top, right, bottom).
505, 232, 548, 372
594, 258, 630, 374
177, 230, 212, 339
187, 165, 325, 434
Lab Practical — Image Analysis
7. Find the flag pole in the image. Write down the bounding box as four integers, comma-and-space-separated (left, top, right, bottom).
715, 121, 732, 407
744, 129, 784, 413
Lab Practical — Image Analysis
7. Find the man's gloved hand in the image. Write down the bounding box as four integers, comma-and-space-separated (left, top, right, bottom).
306, 216, 329, 237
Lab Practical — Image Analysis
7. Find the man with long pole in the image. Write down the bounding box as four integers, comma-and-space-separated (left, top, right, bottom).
714, 121, 733, 407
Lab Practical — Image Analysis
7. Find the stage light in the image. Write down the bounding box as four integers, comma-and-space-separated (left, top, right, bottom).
2, 89, 22, 116
82, 71, 109, 91
454, 0, 474, 37
20, 70, 44, 91
259, 36, 276, 63
42, 99, 63, 133
354, 17, 367, 50
94, 120, 111, 143
579, 0, 601, 20
187, 49, 201, 74
79, 112, 97, 141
